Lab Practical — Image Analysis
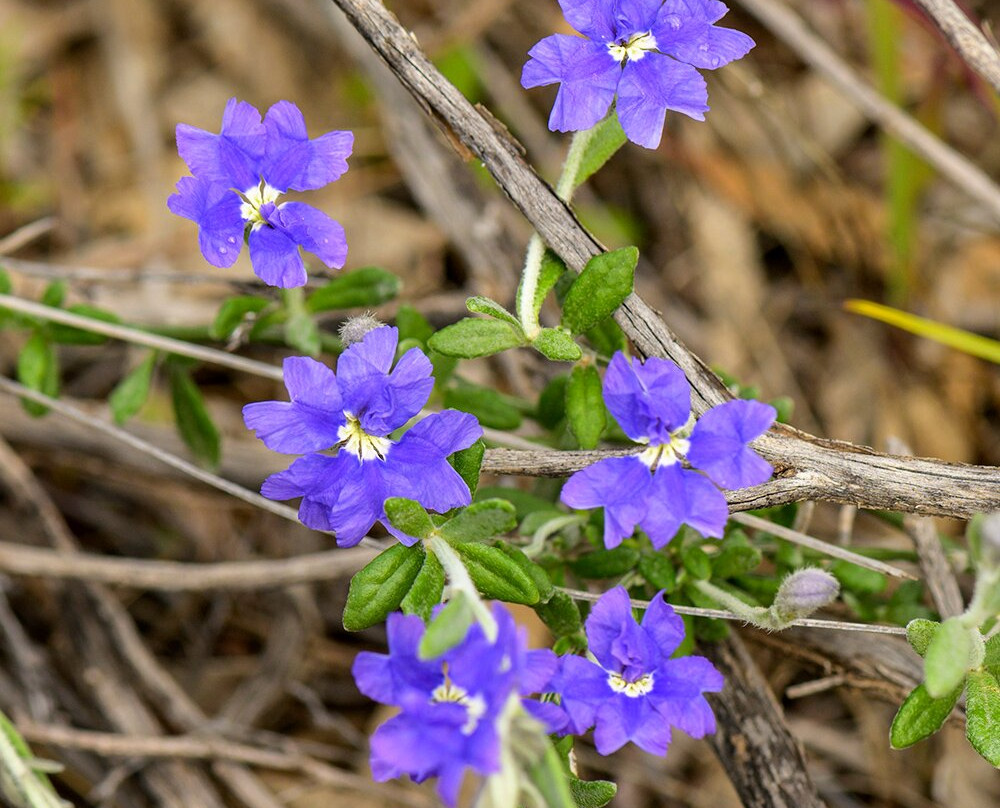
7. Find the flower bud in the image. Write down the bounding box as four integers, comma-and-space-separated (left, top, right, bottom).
772, 567, 840, 624
339, 314, 384, 346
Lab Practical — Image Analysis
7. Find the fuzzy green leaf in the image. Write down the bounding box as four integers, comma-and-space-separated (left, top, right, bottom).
49, 304, 121, 345
966, 669, 1000, 767
533, 328, 582, 362
448, 439, 485, 500
466, 295, 521, 328
453, 543, 540, 604
211, 296, 270, 340
905, 618, 940, 657
384, 497, 434, 540
439, 499, 517, 543
924, 618, 974, 698
535, 590, 583, 637
400, 551, 445, 621
565, 364, 605, 449
167, 362, 221, 469
429, 317, 526, 358
890, 683, 962, 749
638, 553, 677, 593
573, 113, 627, 188
571, 546, 640, 579
419, 593, 475, 658
560, 247, 637, 336
343, 544, 425, 631
17, 332, 59, 416
444, 385, 523, 430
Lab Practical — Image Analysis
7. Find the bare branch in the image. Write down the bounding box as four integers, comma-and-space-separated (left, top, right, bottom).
908, 0, 1000, 95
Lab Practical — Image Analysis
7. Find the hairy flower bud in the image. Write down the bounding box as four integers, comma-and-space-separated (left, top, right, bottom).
772, 568, 840, 623
339, 313, 384, 346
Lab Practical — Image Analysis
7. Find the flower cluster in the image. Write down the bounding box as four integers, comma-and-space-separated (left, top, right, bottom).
521, 0, 755, 148
559, 586, 722, 755
243, 325, 482, 546
352, 604, 564, 806
169, 98, 352, 287
354, 588, 721, 801
561, 352, 775, 548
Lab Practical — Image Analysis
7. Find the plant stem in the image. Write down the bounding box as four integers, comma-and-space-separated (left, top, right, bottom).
515, 127, 598, 339
428, 535, 497, 641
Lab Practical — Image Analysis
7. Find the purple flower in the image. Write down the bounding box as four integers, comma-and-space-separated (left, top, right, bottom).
521, 0, 754, 148
243, 326, 482, 546
557, 586, 722, 756
352, 604, 564, 806
561, 352, 775, 548
168, 98, 353, 287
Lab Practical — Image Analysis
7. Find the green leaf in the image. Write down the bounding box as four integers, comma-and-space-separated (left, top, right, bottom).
638, 553, 677, 593
400, 551, 445, 621
565, 364, 605, 449
533, 328, 582, 361
438, 499, 517, 543
924, 618, 974, 698
712, 544, 763, 579
453, 543, 540, 604
167, 361, 221, 469
449, 439, 485, 499
571, 546, 640, 579
419, 593, 476, 658
905, 618, 940, 657
343, 544, 425, 631
560, 247, 637, 336
306, 266, 400, 312
109, 352, 156, 424
444, 385, 522, 430
584, 317, 628, 358
569, 777, 618, 808
889, 682, 962, 748
384, 497, 434, 540
534, 250, 568, 318
211, 296, 270, 340
429, 317, 526, 358
49, 304, 120, 345
498, 543, 555, 601
40, 280, 66, 308
17, 332, 59, 416
395, 304, 434, 345
965, 669, 1000, 766
681, 544, 712, 581
846, 298, 1000, 365
573, 112, 627, 188
537, 373, 568, 429
0, 267, 11, 294
466, 295, 521, 328
535, 590, 583, 637
984, 633, 1000, 676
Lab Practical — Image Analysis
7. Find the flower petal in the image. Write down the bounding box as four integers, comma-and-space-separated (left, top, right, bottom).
615, 0, 665, 32
397, 410, 482, 458
356, 347, 435, 435
269, 201, 348, 269
560, 456, 652, 548
176, 98, 265, 190
640, 592, 687, 658
557, 654, 610, 734
687, 399, 776, 488
167, 177, 244, 268
521, 34, 620, 133
314, 456, 388, 547
242, 356, 345, 453
653, 0, 755, 70
557, 0, 616, 40
603, 352, 691, 443
617, 56, 708, 148
263, 100, 353, 192
584, 585, 660, 678
336, 326, 399, 416
247, 224, 308, 288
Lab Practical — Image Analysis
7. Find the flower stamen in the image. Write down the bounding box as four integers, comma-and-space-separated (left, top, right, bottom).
338, 415, 391, 461
607, 671, 654, 697
608, 31, 657, 64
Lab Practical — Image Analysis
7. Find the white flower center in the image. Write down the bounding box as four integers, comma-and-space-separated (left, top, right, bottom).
608, 31, 657, 63
431, 679, 487, 735
337, 415, 391, 461
239, 180, 283, 229
639, 437, 691, 470
607, 672, 654, 697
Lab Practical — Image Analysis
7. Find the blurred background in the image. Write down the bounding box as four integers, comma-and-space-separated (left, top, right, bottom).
0, 0, 998, 806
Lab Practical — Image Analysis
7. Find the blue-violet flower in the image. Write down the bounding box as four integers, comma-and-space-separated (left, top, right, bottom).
243, 326, 482, 546
168, 98, 352, 287
352, 604, 564, 806
560, 352, 775, 547
521, 0, 755, 148
557, 586, 722, 755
